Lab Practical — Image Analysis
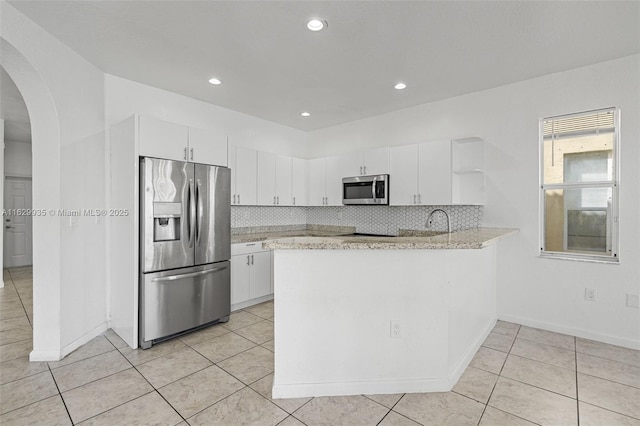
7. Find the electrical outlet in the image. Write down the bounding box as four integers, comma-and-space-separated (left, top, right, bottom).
585, 288, 596, 302
390, 320, 401, 338
627, 294, 639, 309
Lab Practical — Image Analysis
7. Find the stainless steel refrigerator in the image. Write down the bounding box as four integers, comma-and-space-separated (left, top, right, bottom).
139, 157, 231, 349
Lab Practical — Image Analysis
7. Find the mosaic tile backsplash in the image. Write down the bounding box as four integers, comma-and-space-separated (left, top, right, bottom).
232, 205, 482, 235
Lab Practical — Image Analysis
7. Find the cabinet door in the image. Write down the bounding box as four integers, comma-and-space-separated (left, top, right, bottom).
256, 151, 276, 205
275, 155, 292, 206
188, 127, 228, 166
389, 144, 419, 206
363, 147, 390, 175
235, 147, 257, 205
228, 145, 237, 204
139, 116, 188, 161
340, 152, 362, 177
249, 251, 272, 299
307, 158, 326, 206
231, 255, 251, 305
291, 158, 307, 206
325, 155, 343, 206
418, 140, 452, 205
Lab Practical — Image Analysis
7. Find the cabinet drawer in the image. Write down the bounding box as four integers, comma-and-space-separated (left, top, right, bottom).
232, 241, 269, 256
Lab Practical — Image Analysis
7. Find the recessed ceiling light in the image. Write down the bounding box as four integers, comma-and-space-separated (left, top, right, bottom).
300, 112, 311, 117
394, 82, 407, 90
208, 78, 222, 85
307, 18, 327, 31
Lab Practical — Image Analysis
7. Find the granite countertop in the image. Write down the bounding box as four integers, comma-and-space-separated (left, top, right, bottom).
231, 225, 356, 244
261, 227, 518, 250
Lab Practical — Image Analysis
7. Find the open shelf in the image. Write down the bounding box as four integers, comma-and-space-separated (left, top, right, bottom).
451, 138, 484, 205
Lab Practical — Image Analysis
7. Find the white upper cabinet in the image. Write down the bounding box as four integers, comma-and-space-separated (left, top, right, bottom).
188, 127, 228, 166
362, 147, 390, 175
257, 152, 293, 206
390, 140, 451, 205
257, 151, 277, 205
138, 116, 188, 161
275, 155, 293, 206
325, 156, 343, 206
291, 158, 307, 207
229, 144, 257, 205
308, 156, 342, 206
390, 144, 419, 205
308, 158, 327, 206
339, 147, 390, 177
138, 116, 227, 166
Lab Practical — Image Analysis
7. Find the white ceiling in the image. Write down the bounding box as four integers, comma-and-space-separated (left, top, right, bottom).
0, 68, 31, 143
6, 1, 640, 131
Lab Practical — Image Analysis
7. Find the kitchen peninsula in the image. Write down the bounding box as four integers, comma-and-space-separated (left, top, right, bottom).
263, 228, 517, 399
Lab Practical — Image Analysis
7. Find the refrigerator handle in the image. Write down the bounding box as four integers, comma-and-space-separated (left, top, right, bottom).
150, 264, 229, 282
196, 179, 203, 243
188, 179, 196, 247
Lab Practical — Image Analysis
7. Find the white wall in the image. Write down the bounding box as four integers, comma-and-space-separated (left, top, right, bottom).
105, 75, 307, 157
307, 55, 640, 349
4, 140, 32, 177
0, 119, 4, 288
1, 1, 108, 360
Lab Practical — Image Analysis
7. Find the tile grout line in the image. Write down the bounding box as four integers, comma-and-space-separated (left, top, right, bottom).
476, 325, 518, 425
6, 273, 32, 328
575, 336, 580, 426
46, 363, 75, 425
125, 351, 188, 424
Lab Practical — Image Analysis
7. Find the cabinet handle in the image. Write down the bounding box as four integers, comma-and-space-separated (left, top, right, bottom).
273, 196, 276, 205
293, 196, 296, 206
238, 194, 241, 204
233, 194, 236, 204
251, 254, 254, 265
246, 255, 250, 266
364, 165, 367, 174
184, 147, 187, 161
190, 148, 194, 161
413, 194, 416, 204
360, 166, 363, 175
277, 196, 279, 204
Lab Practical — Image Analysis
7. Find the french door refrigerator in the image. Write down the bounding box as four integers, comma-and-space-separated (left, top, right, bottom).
139, 157, 231, 349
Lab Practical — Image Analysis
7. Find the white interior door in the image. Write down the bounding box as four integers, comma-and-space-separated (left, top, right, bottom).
3, 177, 33, 268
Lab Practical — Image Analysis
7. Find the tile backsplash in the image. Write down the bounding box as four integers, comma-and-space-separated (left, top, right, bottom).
232, 205, 482, 235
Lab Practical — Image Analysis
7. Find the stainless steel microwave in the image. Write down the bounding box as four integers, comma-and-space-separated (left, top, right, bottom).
342, 174, 389, 205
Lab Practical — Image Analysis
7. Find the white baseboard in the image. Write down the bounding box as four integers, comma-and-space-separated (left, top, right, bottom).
447, 317, 497, 387
29, 350, 61, 362
30, 322, 109, 362
498, 313, 640, 350
0, 278, 4, 288
273, 377, 451, 399
232, 294, 274, 312
60, 322, 109, 359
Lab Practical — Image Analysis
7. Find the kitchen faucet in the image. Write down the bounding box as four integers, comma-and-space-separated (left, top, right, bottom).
426, 208, 451, 233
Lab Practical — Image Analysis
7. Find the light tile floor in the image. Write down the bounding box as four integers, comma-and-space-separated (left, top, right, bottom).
1, 267, 639, 425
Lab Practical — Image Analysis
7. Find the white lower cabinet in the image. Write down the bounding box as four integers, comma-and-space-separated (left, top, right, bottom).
231, 242, 272, 310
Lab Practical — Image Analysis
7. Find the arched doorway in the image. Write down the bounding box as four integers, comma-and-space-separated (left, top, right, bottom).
1, 38, 63, 361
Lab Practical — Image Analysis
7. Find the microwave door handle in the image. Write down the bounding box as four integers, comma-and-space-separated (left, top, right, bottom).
371, 177, 377, 203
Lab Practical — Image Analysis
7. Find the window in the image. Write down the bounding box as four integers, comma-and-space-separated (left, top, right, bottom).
539, 108, 619, 262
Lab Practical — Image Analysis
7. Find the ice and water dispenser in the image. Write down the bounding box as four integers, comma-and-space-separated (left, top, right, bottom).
153, 202, 182, 241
